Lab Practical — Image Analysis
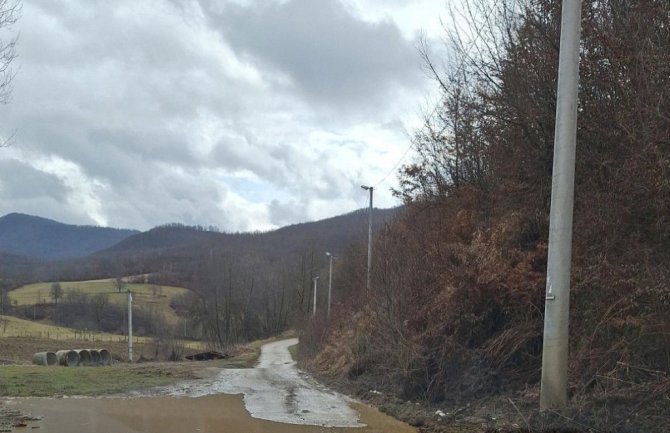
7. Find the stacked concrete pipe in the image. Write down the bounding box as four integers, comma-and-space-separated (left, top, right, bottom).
32, 351, 57, 366
88, 349, 101, 365
75, 349, 92, 365
95, 349, 111, 365
56, 350, 79, 367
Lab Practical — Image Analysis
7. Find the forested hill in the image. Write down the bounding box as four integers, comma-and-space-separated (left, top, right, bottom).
253, 207, 400, 256
0, 251, 38, 288
98, 223, 224, 254
12, 207, 398, 283
93, 207, 399, 259
0, 213, 139, 261
0, 207, 401, 352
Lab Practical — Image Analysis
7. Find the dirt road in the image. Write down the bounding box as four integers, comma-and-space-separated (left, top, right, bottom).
173, 338, 363, 427
5, 338, 415, 433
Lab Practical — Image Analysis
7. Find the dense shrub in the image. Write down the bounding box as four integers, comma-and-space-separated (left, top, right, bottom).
304, 2, 670, 428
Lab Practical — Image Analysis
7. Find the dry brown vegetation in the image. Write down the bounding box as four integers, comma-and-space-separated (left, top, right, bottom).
300, 1, 670, 432
0, 335, 197, 364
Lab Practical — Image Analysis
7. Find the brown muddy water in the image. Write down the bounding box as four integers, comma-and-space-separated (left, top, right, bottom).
7, 394, 416, 433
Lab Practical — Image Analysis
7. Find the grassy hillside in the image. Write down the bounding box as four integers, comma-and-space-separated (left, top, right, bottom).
9, 279, 188, 325
0, 314, 148, 343
0, 315, 166, 361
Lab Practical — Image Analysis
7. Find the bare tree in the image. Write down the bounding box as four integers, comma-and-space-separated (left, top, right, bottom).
50, 282, 63, 305
91, 293, 109, 330
114, 276, 125, 293
0, 0, 20, 148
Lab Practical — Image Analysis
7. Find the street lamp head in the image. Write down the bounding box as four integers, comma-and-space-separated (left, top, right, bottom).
326, 252, 332, 257
361, 185, 371, 190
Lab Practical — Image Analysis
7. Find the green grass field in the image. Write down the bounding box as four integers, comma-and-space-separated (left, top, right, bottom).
0, 332, 297, 397
9, 280, 189, 324
0, 364, 198, 396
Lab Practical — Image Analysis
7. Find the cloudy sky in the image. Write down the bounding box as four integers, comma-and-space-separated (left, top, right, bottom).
0, 0, 445, 231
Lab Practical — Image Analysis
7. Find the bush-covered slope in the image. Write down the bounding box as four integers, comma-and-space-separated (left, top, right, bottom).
301, 1, 670, 432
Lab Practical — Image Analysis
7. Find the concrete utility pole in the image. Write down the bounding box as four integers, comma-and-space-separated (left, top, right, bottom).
312, 276, 319, 317
361, 185, 373, 291
127, 290, 133, 362
326, 252, 333, 318
540, 0, 583, 410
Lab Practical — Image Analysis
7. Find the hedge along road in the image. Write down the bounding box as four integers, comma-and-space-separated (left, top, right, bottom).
7, 338, 415, 433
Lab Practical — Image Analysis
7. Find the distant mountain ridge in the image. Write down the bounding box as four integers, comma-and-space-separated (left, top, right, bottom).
98, 223, 225, 255
93, 207, 399, 259
47, 206, 399, 285
0, 213, 139, 261
0, 208, 402, 283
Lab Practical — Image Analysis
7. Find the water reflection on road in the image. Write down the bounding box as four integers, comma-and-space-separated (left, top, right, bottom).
171, 338, 363, 427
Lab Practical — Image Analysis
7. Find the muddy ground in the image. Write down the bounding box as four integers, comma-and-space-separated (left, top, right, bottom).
3, 336, 664, 433
0, 402, 41, 431
0, 361, 218, 431
0, 335, 254, 430
0, 338, 419, 433
6, 394, 416, 433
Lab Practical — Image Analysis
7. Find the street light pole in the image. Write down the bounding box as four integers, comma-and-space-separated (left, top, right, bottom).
312, 276, 319, 317
361, 185, 373, 291
541, 0, 582, 410
326, 252, 333, 318
127, 290, 133, 362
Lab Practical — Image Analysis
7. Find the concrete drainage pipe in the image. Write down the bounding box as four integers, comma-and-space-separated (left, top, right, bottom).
96, 349, 111, 365
56, 350, 80, 367
75, 349, 92, 366
88, 349, 101, 365
32, 351, 57, 366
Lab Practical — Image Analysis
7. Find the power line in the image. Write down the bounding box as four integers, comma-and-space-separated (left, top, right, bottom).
373, 142, 415, 189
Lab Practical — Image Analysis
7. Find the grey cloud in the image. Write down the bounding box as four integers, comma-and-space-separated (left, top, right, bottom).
19, 0, 252, 121
208, 138, 275, 185
202, 0, 422, 109
10, 0, 287, 182
0, 195, 98, 226
268, 198, 307, 227
86, 128, 196, 167
0, 159, 69, 200
0, 158, 99, 226
0, 0, 413, 231
210, 132, 352, 203
28, 1, 206, 71
97, 165, 231, 230
14, 119, 141, 190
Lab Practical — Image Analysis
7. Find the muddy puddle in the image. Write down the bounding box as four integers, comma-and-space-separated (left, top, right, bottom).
8, 394, 416, 433
6, 339, 416, 432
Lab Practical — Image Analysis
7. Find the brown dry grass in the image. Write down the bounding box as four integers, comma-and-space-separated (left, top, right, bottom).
0, 336, 190, 364
9, 280, 188, 325
0, 315, 206, 353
